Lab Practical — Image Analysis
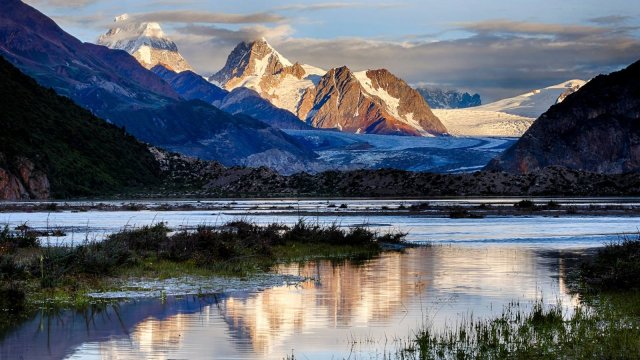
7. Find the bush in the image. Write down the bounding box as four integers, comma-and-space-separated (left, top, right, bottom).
581, 236, 640, 290
0, 225, 39, 251
105, 223, 169, 253
0, 285, 26, 312
514, 200, 536, 210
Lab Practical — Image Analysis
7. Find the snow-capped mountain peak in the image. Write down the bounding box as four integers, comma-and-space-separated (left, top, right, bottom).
114, 13, 130, 22
97, 15, 192, 72
209, 38, 325, 114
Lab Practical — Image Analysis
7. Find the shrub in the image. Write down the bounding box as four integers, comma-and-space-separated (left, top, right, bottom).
514, 200, 536, 210
0, 225, 39, 252
581, 236, 640, 290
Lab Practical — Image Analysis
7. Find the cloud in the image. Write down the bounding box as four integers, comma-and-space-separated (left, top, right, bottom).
124, 10, 285, 24
24, 0, 98, 8
50, 9, 287, 34
588, 15, 633, 25
273, 2, 405, 11
174, 18, 640, 101
175, 24, 294, 44
458, 20, 610, 40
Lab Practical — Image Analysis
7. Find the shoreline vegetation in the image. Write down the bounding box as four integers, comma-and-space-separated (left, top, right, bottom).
396, 237, 640, 359
0, 220, 409, 335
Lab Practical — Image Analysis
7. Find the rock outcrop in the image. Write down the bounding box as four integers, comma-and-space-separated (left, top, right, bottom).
486, 60, 640, 174
0, 156, 50, 200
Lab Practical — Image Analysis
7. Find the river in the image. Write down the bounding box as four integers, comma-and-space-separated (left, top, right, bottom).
0, 198, 638, 359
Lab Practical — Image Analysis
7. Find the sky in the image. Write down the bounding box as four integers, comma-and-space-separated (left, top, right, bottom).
24, 0, 640, 101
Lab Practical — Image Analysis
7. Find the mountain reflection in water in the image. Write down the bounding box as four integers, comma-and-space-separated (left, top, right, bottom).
1, 246, 577, 360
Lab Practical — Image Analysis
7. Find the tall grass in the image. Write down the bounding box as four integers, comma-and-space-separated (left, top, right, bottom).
399, 296, 640, 359
0, 220, 406, 308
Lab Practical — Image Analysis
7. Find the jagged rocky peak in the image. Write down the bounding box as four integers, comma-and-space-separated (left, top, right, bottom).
97, 14, 193, 72
210, 39, 446, 136
210, 38, 294, 89
353, 69, 448, 135
416, 87, 482, 109
210, 38, 326, 116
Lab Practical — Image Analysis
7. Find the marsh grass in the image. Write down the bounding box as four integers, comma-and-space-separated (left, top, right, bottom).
399, 235, 640, 359
399, 294, 640, 360
0, 220, 407, 308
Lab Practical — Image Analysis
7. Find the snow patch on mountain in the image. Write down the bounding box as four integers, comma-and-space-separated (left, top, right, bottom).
433, 80, 586, 137
354, 71, 400, 117
479, 80, 586, 118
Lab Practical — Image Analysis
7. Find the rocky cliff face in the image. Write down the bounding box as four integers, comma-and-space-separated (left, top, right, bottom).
0, 155, 50, 200
486, 59, 640, 174
98, 14, 193, 72
416, 88, 481, 109
299, 67, 447, 136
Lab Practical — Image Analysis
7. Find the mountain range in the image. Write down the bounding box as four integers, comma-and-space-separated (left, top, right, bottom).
416, 88, 482, 109
208, 39, 448, 136
0, 0, 317, 173
150, 64, 311, 130
432, 80, 586, 137
4, 0, 638, 182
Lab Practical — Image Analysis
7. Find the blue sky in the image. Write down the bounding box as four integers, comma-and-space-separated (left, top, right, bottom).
24, 0, 640, 101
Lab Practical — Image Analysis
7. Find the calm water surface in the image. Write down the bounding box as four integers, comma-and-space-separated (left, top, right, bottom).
0, 199, 638, 359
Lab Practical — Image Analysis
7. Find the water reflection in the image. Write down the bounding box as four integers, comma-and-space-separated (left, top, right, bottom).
1, 246, 577, 360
